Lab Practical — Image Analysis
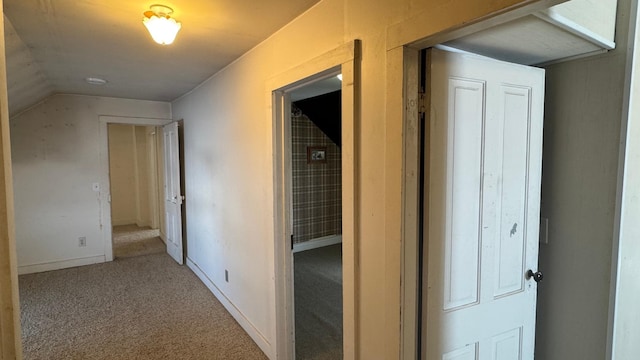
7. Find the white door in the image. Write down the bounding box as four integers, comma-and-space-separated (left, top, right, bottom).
423, 48, 545, 359
163, 121, 184, 265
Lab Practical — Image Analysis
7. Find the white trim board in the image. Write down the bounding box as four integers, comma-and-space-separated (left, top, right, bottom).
186, 258, 272, 359
18, 255, 105, 275
269, 39, 360, 360
292, 234, 342, 253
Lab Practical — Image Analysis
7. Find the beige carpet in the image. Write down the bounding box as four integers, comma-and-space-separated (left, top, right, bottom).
19, 253, 268, 359
113, 224, 165, 259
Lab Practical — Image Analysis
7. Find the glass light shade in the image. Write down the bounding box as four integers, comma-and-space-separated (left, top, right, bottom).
143, 15, 181, 45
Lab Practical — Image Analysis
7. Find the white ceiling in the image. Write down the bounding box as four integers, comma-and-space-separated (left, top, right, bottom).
3, 0, 320, 115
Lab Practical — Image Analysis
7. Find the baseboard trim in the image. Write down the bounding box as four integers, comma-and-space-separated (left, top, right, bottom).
186, 258, 272, 358
18, 255, 106, 275
292, 234, 342, 253
112, 219, 136, 226
136, 220, 151, 228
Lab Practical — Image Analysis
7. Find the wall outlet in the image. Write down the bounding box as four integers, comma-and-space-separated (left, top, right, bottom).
78, 236, 87, 247
225, 269, 229, 282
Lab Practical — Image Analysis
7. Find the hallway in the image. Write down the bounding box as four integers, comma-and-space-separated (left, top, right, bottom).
19, 250, 266, 359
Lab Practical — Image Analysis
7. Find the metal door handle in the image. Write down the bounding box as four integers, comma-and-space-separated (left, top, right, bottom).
527, 270, 543, 283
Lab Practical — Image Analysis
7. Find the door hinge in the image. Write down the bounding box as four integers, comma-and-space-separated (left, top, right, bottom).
418, 91, 426, 116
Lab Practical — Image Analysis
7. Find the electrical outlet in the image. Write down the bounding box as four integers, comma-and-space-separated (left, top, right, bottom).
79, 236, 87, 247
225, 270, 229, 282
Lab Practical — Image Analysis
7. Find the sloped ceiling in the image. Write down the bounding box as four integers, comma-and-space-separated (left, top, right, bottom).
4, 16, 53, 116
3, 0, 320, 116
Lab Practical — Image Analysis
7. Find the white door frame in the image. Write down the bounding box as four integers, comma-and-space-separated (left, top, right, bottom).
269, 40, 360, 360
98, 115, 173, 262
387, 1, 568, 358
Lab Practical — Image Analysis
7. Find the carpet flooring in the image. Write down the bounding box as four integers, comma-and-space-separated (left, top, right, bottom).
294, 244, 343, 360
19, 252, 267, 359
112, 224, 165, 259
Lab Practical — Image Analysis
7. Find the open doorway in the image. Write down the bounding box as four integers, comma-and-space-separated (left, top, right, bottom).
107, 124, 165, 259
271, 40, 358, 360
98, 116, 176, 263
289, 80, 343, 359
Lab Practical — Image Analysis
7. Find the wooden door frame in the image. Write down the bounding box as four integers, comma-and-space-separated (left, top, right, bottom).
385, 1, 568, 358
269, 40, 360, 360
98, 116, 173, 262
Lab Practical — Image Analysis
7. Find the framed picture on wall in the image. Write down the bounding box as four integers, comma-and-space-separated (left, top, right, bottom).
307, 146, 327, 164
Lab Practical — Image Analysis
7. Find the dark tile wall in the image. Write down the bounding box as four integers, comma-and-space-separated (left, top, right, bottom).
292, 112, 342, 244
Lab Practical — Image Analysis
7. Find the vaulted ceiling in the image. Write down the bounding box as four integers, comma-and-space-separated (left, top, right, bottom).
3, 0, 320, 116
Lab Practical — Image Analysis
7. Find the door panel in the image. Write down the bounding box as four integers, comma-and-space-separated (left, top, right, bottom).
163, 121, 184, 265
494, 86, 531, 299
444, 79, 484, 311
491, 327, 522, 360
424, 48, 544, 359
444, 345, 477, 360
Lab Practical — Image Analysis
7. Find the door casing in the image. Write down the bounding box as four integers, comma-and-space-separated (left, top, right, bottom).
269, 40, 360, 360
389, 2, 570, 358
98, 115, 173, 262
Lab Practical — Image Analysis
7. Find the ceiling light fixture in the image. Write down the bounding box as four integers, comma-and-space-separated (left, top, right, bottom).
142, 4, 182, 45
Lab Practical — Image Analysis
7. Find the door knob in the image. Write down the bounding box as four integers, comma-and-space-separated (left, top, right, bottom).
527, 270, 543, 283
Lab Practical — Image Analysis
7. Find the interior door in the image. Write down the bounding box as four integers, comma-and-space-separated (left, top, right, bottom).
163, 121, 184, 265
423, 48, 545, 359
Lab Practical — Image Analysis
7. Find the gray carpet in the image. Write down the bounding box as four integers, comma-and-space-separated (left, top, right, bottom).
19, 253, 268, 360
294, 244, 342, 360
113, 224, 165, 259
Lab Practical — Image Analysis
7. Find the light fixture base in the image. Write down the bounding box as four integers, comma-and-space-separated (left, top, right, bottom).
85, 77, 107, 86
149, 4, 173, 16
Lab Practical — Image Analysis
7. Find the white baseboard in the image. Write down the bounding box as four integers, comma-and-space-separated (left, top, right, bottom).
136, 220, 151, 228
18, 255, 106, 275
159, 232, 167, 244
292, 234, 342, 253
112, 219, 136, 226
186, 258, 272, 358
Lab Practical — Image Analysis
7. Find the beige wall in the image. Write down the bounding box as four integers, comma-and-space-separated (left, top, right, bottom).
108, 124, 159, 228
146, 126, 160, 231
134, 126, 150, 226
11, 95, 170, 274
108, 124, 137, 225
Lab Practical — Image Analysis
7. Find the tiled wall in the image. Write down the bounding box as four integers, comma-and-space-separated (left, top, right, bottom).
292, 112, 342, 244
